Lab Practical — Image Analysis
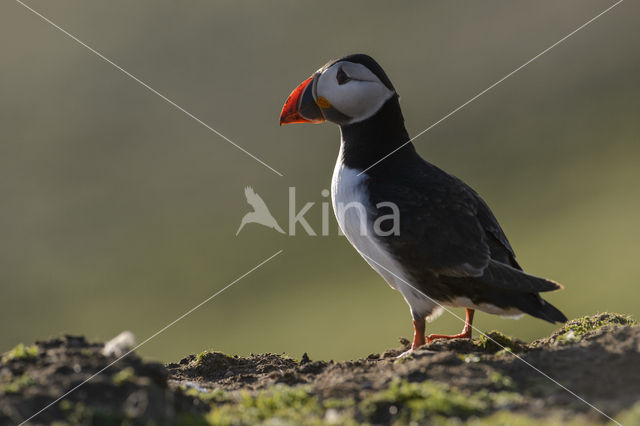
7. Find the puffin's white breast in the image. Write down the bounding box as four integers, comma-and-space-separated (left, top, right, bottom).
330, 153, 438, 317
331, 158, 396, 285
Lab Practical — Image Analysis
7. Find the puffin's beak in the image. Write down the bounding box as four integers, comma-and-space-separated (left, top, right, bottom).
280, 74, 325, 125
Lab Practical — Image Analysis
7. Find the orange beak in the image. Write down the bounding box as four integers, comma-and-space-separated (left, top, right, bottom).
280, 75, 325, 125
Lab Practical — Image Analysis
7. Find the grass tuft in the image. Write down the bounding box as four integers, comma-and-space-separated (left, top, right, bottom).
362, 379, 486, 423
546, 312, 636, 345
477, 331, 523, 353
2, 343, 38, 363
0, 373, 34, 394
112, 367, 135, 385
205, 385, 325, 425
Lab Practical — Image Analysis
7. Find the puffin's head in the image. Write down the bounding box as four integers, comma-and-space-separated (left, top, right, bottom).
280, 54, 397, 127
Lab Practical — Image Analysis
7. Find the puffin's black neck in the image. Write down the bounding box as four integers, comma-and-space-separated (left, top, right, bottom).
339, 96, 417, 172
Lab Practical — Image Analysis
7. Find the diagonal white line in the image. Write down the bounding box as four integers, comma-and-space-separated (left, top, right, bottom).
358, 0, 624, 176
14, 0, 284, 177
18, 249, 284, 426
359, 252, 621, 425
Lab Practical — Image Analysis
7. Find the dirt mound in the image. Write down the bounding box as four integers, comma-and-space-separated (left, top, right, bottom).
0, 336, 204, 425
2, 313, 639, 425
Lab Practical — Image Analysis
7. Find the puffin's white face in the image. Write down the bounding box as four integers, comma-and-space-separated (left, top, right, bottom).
316, 61, 395, 124
280, 55, 397, 127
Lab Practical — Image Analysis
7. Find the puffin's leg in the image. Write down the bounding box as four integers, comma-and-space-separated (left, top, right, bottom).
427, 308, 475, 342
396, 317, 427, 358
411, 318, 426, 349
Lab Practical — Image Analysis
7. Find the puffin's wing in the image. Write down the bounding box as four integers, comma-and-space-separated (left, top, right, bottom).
461, 182, 520, 269
420, 193, 563, 293
377, 165, 563, 294
378, 180, 491, 278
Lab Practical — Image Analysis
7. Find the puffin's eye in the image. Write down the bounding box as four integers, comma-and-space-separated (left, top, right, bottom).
336, 68, 350, 85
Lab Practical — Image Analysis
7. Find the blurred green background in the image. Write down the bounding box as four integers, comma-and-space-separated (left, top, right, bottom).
1, 0, 638, 362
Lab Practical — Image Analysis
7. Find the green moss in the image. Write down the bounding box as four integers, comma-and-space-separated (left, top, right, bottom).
359, 379, 526, 424
175, 412, 210, 426
196, 350, 235, 365
455, 411, 601, 426
59, 401, 89, 424
494, 347, 513, 357
361, 379, 486, 423
488, 391, 523, 409
59, 401, 126, 425
550, 313, 636, 345
323, 397, 355, 409
615, 401, 640, 425
112, 367, 135, 385
0, 373, 34, 394
477, 331, 522, 353
188, 380, 526, 425
2, 343, 38, 363
185, 387, 233, 404
202, 386, 359, 425
523, 377, 559, 398
195, 381, 526, 425
461, 354, 481, 363
196, 350, 211, 364
80, 348, 94, 357
205, 385, 324, 425
488, 371, 515, 390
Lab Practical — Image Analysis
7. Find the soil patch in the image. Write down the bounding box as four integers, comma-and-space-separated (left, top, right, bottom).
2, 313, 639, 425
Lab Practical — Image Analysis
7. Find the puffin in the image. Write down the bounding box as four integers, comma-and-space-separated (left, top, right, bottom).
280, 54, 567, 351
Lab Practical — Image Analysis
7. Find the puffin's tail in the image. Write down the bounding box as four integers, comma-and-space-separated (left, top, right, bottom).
469, 261, 568, 324
512, 293, 567, 324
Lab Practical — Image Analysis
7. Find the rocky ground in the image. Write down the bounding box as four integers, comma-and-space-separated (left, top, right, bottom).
1, 313, 639, 425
